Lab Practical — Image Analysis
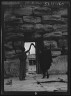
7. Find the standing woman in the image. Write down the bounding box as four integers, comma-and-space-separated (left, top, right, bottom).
14, 44, 32, 80
38, 43, 52, 78
19, 44, 32, 80
29, 42, 52, 78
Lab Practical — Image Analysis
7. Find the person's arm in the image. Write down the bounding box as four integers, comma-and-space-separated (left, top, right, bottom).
25, 43, 36, 53
25, 44, 32, 53
31, 43, 36, 48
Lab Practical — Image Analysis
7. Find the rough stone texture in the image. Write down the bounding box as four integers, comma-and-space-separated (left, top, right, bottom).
3, 1, 68, 41
48, 55, 67, 74
4, 59, 20, 77
2, 1, 68, 77
44, 40, 57, 48
14, 7, 33, 15
4, 54, 68, 77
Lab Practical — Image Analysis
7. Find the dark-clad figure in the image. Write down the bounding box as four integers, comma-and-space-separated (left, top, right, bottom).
18, 47, 27, 80
15, 44, 32, 80
38, 44, 52, 78
31, 42, 52, 79
19, 45, 32, 80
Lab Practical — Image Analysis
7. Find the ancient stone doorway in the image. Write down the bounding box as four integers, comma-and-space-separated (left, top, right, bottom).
24, 42, 36, 73
24, 41, 42, 74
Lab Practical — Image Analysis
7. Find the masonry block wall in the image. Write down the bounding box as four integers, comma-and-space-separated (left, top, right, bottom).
2, 1, 68, 77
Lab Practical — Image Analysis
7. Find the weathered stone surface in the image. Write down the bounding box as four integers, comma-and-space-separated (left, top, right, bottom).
44, 40, 57, 48
34, 8, 52, 15
42, 19, 66, 25
33, 33, 41, 38
53, 24, 67, 30
48, 55, 67, 74
14, 7, 32, 15
3, 1, 68, 76
35, 24, 43, 29
23, 16, 41, 23
4, 59, 20, 77
34, 6, 51, 11
56, 9, 67, 16
62, 32, 68, 36
58, 39, 68, 48
21, 24, 34, 29
4, 3, 68, 41
42, 15, 61, 20
43, 31, 63, 38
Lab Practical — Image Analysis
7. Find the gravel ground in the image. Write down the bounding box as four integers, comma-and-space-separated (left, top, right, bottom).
4, 73, 68, 92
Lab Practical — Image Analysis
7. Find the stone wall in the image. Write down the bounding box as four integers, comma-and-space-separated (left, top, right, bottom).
48, 55, 68, 74
3, 1, 68, 77
4, 59, 20, 77
4, 55, 68, 77
3, 1, 68, 42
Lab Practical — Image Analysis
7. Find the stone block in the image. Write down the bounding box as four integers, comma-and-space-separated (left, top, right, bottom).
48, 55, 68, 74
4, 59, 20, 77
14, 7, 32, 15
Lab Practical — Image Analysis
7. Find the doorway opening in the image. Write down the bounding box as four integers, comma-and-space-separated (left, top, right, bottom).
24, 42, 36, 73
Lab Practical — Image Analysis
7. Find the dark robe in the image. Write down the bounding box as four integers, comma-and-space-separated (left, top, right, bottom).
38, 49, 52, 73
18, 52, 27, 80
